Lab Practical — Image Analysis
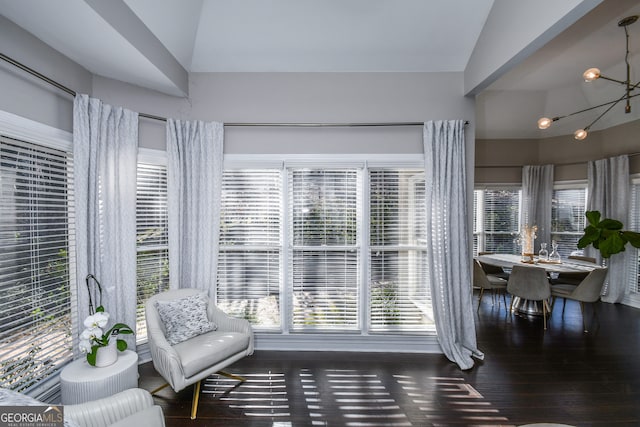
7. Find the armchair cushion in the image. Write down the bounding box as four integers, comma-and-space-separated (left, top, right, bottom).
174, 331, 251, 378
155, 293, 216, 345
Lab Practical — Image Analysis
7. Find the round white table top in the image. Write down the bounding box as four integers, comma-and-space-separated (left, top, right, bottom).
60, 350, 138, 381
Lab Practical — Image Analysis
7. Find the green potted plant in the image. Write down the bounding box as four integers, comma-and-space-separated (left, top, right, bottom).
577, 210, 640, 258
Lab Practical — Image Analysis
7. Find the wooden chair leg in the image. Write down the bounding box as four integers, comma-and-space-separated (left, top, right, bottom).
190, 380, 201, 420
478, 288, 484, 311
543, 301, 547, 330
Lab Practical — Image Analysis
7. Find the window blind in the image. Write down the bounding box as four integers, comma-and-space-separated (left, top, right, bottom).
369, 169, 432, 332
628, 183, 640, 297
218, 170, 282, 328
551, 187, 587, 259
135, 163, 169, 342
289, 169, 360, 330
474, 189, 521, 254
0, 136, 74, 392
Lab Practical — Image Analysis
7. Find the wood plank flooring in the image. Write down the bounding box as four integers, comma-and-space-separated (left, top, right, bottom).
139, 295, 640, 426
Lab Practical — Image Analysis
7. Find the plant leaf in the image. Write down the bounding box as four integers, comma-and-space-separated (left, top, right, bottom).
585, 210, 601, 226
577, 225, 600, 248
622, 231, 640, 248
599, 218, 623, 230
599, 232, 626, 258
86, 346, 98, 366
116, 339, 128, 351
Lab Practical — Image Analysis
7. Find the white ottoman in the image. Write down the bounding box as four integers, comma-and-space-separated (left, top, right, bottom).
60, 350, 138, 404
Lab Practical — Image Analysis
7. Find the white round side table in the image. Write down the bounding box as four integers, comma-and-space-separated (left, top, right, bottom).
60, 350, 138, 404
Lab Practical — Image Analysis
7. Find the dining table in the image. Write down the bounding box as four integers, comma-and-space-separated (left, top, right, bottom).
475, 253, 602, 316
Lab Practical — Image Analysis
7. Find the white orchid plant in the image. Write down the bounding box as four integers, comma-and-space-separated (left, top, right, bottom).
79, 274, 134, 366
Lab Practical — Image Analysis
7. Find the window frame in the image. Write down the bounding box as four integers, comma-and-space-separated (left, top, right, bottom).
0, 111, 74, 400
222, 154, 439, 352
473, 184, 522, 255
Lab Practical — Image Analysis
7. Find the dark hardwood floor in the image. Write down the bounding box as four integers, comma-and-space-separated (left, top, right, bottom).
139, 295, 640, 426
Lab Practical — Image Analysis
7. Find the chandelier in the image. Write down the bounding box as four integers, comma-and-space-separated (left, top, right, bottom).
537, 15, 640, 140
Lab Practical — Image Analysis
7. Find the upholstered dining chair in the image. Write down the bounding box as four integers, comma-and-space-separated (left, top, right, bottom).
507, 265, 552, 330
477, 251, 510, 280
551, 267, 608, 333
473, 259, 508, 310
145, 288, 254, 419
550, 255, 597, 286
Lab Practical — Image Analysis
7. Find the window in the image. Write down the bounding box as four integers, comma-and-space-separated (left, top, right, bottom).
0, 136, 74, 392
215, 160, 433, 341
289, 169, 360, 330
473, 188, 521, 255
217, 170, 282, 328
551, 186, 587, 259
135, 163, 169, 342
369, 169, 432, 332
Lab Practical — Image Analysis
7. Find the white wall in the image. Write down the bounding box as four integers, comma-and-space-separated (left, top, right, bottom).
0, 15, 92, 132
92, 72, 475, 155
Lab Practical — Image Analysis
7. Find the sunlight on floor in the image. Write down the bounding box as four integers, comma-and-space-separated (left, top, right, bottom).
202, 368, 513, 426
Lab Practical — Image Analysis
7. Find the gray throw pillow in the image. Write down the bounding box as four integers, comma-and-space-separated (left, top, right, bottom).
155, 293, 217, 345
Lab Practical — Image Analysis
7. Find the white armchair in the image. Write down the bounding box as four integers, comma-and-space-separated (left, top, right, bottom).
0, 387, 165, 427
145, 288, 254, 419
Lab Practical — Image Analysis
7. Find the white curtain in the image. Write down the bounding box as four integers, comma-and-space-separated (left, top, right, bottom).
587, 154, 631, 303
73, 94, 139, 354
521, 164, 554, 253
167, 119, 224, 296
423, 120, 482, 370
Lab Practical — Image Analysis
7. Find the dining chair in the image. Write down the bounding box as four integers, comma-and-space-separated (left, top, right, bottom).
551, 267, 608, 332
550, 255, 597, 286
507, 265, 551, 330
477, 251, 510, 280
473, 259, 508, 310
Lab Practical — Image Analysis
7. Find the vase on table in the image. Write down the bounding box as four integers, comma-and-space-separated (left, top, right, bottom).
538, 243, 548, 261
94, 340, 118, 367
548, 240, 561, 263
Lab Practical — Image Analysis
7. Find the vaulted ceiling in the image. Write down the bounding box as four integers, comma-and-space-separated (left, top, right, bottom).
2, 0, 640, 140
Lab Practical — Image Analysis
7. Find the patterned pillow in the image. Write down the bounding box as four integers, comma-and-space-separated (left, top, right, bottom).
0, 387, 81, 427
155, 293, 217, 345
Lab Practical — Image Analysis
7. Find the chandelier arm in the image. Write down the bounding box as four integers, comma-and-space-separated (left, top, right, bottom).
597, 75, 627, 85
553, 81, 640, 122
583, 90, 640, 131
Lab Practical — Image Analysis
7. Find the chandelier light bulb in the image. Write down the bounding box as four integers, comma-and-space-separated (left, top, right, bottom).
537, 117, 553, 129
583, 67, 601, 82
574, 129, 588, 140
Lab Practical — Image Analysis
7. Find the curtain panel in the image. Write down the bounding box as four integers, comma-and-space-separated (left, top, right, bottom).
521, 164, 554, 253
167, 119, 224, 296
587, 154, 631, 303
73, 94, 139, 355
423, 120, 482, 370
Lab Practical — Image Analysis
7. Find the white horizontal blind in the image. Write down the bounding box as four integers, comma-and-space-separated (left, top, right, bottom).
475, 189, 521, 254
628, 182, 640, 300
551, 187, 587, 259
369, 169, 432, 332
135, 163, 169, 342
218, 170, 282, 328
0, 136, 74, 392
289, 169, 360, 330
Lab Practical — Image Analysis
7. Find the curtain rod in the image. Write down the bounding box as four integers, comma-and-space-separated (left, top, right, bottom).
476, 151, 640, 168
1, 52, 469, 128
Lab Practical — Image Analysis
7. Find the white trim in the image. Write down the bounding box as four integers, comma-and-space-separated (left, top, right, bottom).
474, 182, 521, 190
138, 147, 167, 165
225, 153, 424, 168
254, 333, 441, 353
0, 110, 72, 151
553, 180, 588, 190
